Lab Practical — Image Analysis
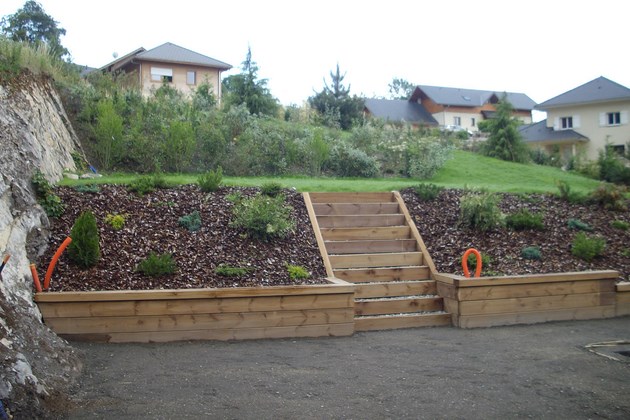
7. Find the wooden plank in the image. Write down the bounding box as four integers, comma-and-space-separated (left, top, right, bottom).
354, 313, 451, 331
333, 266, 430, 283
617, 282, 630, 292
38, 293, 354, 318
355, 296, 443, 316
436, 282, 458, 300
316, 214, 405, 228
312, 202, 400, 216
354, 280, 436, 299
457, 306, 617, 328
456, 280, 616, 301
458, 292, 616, 316
308, 192, 394, 203
44, 308, 355, 334
61, 323, 356, 343
329, 252, 423, 269
617, 292, 630, 316
442, 297, 459, 317
303, 192, 335, 277
325, 239, 417, 255
320, 226, 411, 241
452, 270, 620, 288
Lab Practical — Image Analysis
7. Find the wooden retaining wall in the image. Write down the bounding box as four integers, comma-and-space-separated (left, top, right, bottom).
434, 271, 621, 328
34, 279, 355, 343
617, 282, 630, 317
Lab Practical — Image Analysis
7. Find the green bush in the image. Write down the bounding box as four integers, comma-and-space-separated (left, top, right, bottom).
571, 233, 606, 262
230, 195, 295, 241
215, 264, 250, 277
556, 180, 586, 204
459, 192, 504, 231
178, 210, 202, 232
68, 211, 100, 268
286, 263, 310, 280
225, 191, 244, 203
598, 146, 630, 185
414, 183, 444, 201
73, 183, 101, 194
128, 176, 156, 196
260, 182, 283, 197
505, 209, 544, 231
136, 252, 176, 277
104, 213, 126, 230
568, 218, 593, 232
31, 170, 65, 217
589, 183, 627, 211
611, 220, 630, 230
521, 246, 542, 260
198, 166, 223, 192
465, 252, 492, 273
327, 144, 380, 178
405, 138, 454, 179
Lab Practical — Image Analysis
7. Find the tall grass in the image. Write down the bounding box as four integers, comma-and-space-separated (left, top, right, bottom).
0, 37, 73, 82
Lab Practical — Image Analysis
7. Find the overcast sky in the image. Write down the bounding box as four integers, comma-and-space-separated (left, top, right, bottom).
2, 0, 629, 118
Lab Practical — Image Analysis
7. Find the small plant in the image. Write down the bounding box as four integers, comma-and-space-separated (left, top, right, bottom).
589, 183, 627, 211
568, 218, 593, 232
31, 170, 65, 217
458, 192, 504, 231
571, 232, 606, 262
68, 211, 100, 268
286, 263, 310, 280
611, 220, 630, 230
128, 176, 156, 196
556, 180, 586, 204
178, 210, 202, 232
215, 264, 250, 277
260, 181, 283, 197
621, 248, 630, 258
225, 191, 244, 203
104, 213, 126, 230
505, 209, 544, 231
521, 246, 542, 260
136, 252, 176, 277
414, 183, 444, 201
73, 184, 100, 194
230, 195, 295, 241
151, 172, 170, 189
198, 166, 223, 192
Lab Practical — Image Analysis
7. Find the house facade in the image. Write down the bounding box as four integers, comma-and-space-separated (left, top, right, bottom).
528, 77, 630, 160
100, 42, 232, 100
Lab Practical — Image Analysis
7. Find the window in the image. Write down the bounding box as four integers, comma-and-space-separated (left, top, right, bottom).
471, 117, 476, 127
150, 67, 173, 83
608, 112, 621, 125
187, 71, 196, 85
561, 116, 573, 129
453, 116, 461, 126
611, 144, 625, 155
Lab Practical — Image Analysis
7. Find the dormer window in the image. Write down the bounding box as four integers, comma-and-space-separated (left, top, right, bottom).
561, 116, 573, 129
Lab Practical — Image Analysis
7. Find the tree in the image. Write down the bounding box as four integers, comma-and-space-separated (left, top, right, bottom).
309, 64, 364, 130
222, 47, 278, 117
480, 95, 530, 163
1, 1, 69, 60
388, 77, 415, 100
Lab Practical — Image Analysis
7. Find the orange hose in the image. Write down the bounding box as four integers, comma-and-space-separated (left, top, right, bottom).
462, 248, 482, 278
44, 237, 72, 290
30, 264, 42, 293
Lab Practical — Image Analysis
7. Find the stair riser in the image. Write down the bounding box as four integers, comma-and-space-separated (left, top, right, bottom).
317, 215, 405, 228
309, 192, 395, 203
355, 298, 444, 316
325, 239, 417, 255
321, 227, 411, 241
330, 252, 423, 269
355, 281, 437, 299
334, 267, 430, 283
312, 203, 400, 216
354, 314, 452, 331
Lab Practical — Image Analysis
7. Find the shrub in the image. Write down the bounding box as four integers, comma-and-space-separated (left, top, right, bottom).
178, 210, 202, 232
128, 176, 156, 196
73, 184, 100, 194
327, 144, 380, 178
105, 213, 126, 230
458, 192, 504, 231
465, 252, 492, 273
568, 218, 593, 232
286, 263, 310, 280
571, 233, 605, 262
198, 166, 223, 192
68, 211, 100, 268
136, 252, 176, 277
225, 191, 244, 203
215, 264, 250, 277
505, 209, 544, 231
611, 220, 630, 230
31, 170, 65, 217
589, 183, 627, 211
556, 180, 586, 204
414, 183, 444, 201
260, 181, 283, 197
230, 195, 295, 241
521, 246, 542, 260
598, 146, 630, 185
405, 138, 454, 179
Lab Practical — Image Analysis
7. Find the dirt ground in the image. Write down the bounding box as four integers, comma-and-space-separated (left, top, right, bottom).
65, 317, 630, 419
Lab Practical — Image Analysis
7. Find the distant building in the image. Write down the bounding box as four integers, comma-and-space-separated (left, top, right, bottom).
363, 98, 438, 127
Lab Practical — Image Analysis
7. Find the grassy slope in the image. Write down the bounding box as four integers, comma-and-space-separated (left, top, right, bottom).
62, 150, 602, 194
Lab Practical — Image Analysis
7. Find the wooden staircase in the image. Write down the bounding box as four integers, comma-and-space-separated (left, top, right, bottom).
304, 192, 451, 331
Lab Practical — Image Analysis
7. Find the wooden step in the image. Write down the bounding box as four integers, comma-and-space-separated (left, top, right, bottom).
320, 226, 411, 241
354, 280, 437, 299
355, 296, 443, 316
329, 252, 423, 269
325, 239, 417, 255
317, 214, 405, 228
333, 266, 430, 283
312, 202, 400, 216
355, 312, 452, 331
309, 192, 395, 203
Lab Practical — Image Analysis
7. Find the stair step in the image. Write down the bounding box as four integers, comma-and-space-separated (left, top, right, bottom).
312, 202, 400, 216
317, 214, 405, 228
309, 192, 395, 203
354, 280, 437, 298
354, 312, 452, 331
329, 252, 423, 269
320, 226, 411, 241
355, 295, 443, 316
325, 239, 417, 255
333, 266, 430, 283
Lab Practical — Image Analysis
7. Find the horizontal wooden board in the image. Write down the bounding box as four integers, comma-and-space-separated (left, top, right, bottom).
355, 313, 451, 331
458, 292, 616, 316
457, 306, 617, 328
617, 282, 630, 292
325, 239, 417, 255
320, 226, 411, 241
442, 297, 459, 316
312, 202, 400, 216
355, 296, 443, 316
329, 252, 423, 269
60, 323, 355, 343
333, 266, 430, 283
455, 280, 616, 301
44, 308, 354, 334
617, 293, 630, 316
309, 192, 395, 203
354, 280, 436, 299
317, 214, 405, 228
451, 271, 620, 288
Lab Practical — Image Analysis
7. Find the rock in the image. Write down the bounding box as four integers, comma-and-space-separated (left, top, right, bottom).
79, 172, 102, 179
64, 173, 79, 180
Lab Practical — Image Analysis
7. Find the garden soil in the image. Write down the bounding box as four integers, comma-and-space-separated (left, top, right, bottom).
66, 317, 630, 419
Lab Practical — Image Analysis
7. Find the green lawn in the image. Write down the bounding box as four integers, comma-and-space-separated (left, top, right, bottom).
61, 150, 603, 194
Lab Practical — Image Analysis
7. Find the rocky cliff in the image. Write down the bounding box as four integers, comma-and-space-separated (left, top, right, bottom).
0, 72, 82, 419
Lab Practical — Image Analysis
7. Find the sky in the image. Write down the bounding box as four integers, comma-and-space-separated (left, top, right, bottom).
2, 0, 629, 121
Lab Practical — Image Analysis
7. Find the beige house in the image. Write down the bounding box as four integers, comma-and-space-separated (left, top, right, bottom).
523, 77, 630, 160
100, 42, 232, 100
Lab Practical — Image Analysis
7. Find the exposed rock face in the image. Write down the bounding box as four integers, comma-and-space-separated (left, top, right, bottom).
0, 73, 82, 419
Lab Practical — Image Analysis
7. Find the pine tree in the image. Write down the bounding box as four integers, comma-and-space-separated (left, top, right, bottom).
480, 95, 530, 163
68, 211, 100, 268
